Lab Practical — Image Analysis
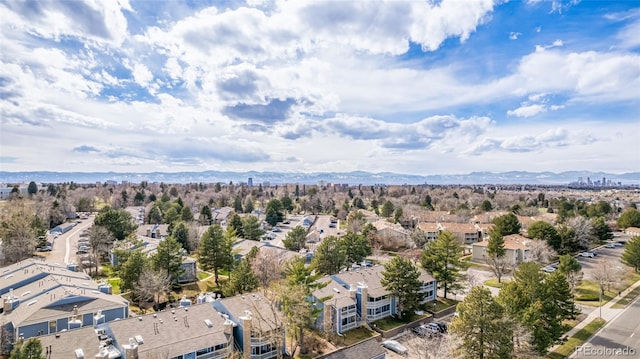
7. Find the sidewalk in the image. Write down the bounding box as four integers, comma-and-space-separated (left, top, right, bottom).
549, 279, 640, 352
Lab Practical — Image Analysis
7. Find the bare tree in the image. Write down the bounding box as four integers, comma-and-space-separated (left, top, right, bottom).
567, 217, 594, 248
527, 239, 557, 264
0, 200, 37, 263
592, 258, 625, 295
404, 333, 463, 359
251, 248, 283, 290
87, 225, 115, 275
136, 268, 171, 309
486, 256, 512, 284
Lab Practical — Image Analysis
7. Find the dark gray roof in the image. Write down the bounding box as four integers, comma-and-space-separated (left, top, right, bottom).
320, 337, 386, 359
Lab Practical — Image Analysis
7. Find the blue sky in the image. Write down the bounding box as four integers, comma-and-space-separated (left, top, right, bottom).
1, 0, 638, 175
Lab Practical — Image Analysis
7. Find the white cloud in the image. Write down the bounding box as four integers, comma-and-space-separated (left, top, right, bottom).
510, 32, 521, 40
507, 104, 547, 117
132, 63, 154, 87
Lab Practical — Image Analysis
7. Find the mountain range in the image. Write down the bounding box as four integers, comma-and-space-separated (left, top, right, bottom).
1, 170, 639, 186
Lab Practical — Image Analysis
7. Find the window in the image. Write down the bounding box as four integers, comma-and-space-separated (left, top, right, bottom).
341, 316, 355, 326
49, 320, 57, 333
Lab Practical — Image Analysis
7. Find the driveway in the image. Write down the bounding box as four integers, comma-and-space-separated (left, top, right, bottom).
43, 215, 95, 265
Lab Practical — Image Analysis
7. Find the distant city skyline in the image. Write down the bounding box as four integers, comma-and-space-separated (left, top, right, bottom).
1, 0, 638, 174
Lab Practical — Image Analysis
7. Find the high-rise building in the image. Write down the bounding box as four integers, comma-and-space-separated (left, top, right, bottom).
248, 177, 253, 187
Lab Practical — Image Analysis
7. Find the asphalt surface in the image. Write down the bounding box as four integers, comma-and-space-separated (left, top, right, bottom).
41, 215, 95, 265
573, 295, 640, 358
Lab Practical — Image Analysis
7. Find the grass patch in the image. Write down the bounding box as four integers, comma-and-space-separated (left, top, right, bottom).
372, 313, 425, 331
341, 327, 376, 346
612, 283, 640, 309
197, 271, 211, 280
547, 318, 605, 359
484, 278, 508, 288
432, 297, 459, 312
107, 278, 121, 294
575, 280, 616, 306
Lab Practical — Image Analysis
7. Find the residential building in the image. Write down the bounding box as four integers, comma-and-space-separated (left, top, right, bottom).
312, 265, 436, 334
471, 234, 535, 265
37, 303, 234, 359
212, 293, 286, 359
415, 223, 439, 241
624, 227, 640, 236
317, 337, 386, 359
372, 220, 410, 247
438, 223, 480, 244
212, 207, 234, 225
0, 259, 129, 341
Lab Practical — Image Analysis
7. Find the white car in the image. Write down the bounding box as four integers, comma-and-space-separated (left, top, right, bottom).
382, 340, 408, 356
542, 265, 557, 273
578, 252, 595, 258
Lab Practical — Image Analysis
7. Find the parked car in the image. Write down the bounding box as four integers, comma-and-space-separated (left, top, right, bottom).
542, 265, 558, 273
432, 321, 448, 333
578, 252, 595, 258
382, 340, 408, 355
36, 246, 53, 252
604, 242, 623, 248
272, 226, 281, 232
411, 324, 440, 337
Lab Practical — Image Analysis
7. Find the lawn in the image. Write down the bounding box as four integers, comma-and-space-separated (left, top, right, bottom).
197, 271, 211, 280
484, 278, 509, 288
612, 283, 640, 309
107, 278, 122, 294
372, 313, 425, 331
341, 327, 376, 346
575, 280, 615, 306
432, 297, 459, 312
547, 318, 605, 359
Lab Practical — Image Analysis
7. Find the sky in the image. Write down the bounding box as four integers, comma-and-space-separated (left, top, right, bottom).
0, 0, 639, 176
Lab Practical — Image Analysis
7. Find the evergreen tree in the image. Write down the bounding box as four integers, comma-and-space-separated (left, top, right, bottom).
622, 236, 640, 273
223, 258, 258, 296
197, 225, 233, 285
152, 236, 184, 282
120, 250, 148, 293
557, 254, 582, 292
180, 206, 194, 222
241, 215, 264, 241
282, 226, 307, 251
486, 229, 509, 283
617, 208, 640, 229
172, 221, 191, 252
312, 236, 346, 275
591, 217, 613, 242
10, 338, 44, 359
27, 182, 38, 196
228, 213, 244, 238
450, 286, 513, 359
380, 256, 424, 318
421, 231, 467, 298
491, 212, 521, 236
527, 221, 561, 251
94, 206, 136, 240
380, 200, 395, 217
498, 262, 578, 354
341, 232, 372, 265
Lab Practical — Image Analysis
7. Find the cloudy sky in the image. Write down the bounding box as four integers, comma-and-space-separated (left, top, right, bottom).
1, 0, 638, 175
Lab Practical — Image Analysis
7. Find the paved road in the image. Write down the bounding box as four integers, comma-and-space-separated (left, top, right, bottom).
43, 215, 95, 265
572, 295, 640, 358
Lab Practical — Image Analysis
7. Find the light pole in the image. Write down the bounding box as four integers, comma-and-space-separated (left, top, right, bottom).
599, 288, 602, 319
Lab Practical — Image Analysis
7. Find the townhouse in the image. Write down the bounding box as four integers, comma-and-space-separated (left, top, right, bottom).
311, 265, 437, 334
472, 234, 536, 265
0, 259, 129, 341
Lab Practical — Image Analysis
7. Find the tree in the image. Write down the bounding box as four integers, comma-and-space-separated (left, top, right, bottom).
380, 256, 424, 318
180, 206, 194, 222
241, 215, 264, 241
567, 216, 594, 249
480, 200, 493, 212
527, 221, 561, 251
243, 196, 255, 214
486, 229, 509, 283
197, 225, 233, 286
94, 206, 136, 240
341, 232, 371, 265
281, 195, 294, 212
27, 182, 38, 196
556, 254, 582, 292
617, 208, 640, 229
393, 207, 403, 223
252, 248, 283, 289
592, 258, 624, 295
10, 338, 44, 359
591, 217, 613, 242
621, 235, 640, 273
199, 205, 212, 225
450, 286, 513, 359
421, 231, 467, 299
312, 236, 346, 275
223, 258, 258, 296
136, 268, 171, 309
498, 262, 577, 354
491, 213, 521, 236
265, 199, 284, 224
87, 225, 115, 275
527, 239, 557, 264
265, 207, 279, 227
282, 226, 307, 251
228, 213, 244, 237
120, 250, 148, 293
346, 210, 366, 233
152, 236, 184, 282
380, 200, 395, 218
172, 221, 191, 252
0, 201, 37, 263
